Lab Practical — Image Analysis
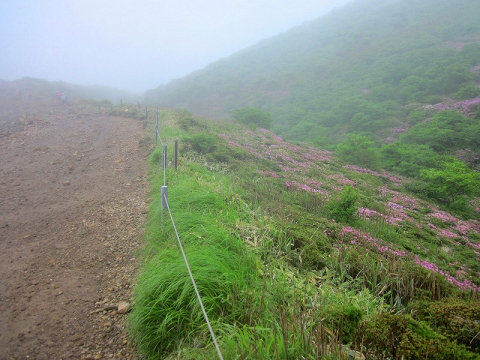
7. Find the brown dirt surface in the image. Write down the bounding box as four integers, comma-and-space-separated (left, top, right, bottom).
0, 97, 149, 359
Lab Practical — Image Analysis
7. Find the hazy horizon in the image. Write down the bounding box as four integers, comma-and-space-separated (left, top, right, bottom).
0, 0, 353, 93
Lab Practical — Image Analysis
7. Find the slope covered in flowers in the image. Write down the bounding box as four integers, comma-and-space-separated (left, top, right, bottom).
132, 111, 480, 359
220, 127, 480, 292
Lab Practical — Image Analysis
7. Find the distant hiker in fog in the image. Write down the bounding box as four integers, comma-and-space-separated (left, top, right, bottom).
60, 92, 66, 105
57, 90, 62, 100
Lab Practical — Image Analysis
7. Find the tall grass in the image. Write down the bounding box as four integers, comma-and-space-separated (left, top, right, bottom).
129, 237, 258, 357
129, 152, 383, 359
129, 163, 261, 358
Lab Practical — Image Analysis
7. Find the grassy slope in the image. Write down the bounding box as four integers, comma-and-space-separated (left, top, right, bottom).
129, 110, 480, 359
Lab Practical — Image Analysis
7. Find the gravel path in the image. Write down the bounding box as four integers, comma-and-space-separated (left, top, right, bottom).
0, 98, 148, 359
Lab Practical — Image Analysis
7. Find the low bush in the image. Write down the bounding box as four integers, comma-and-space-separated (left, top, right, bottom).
353, 312, 479, 359
408, 298, 480, 352
327, 185, 359, 225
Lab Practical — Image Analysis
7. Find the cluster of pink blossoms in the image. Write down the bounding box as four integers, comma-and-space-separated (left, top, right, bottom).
339, 226, 479, 292
424, 97, 480, 115
414, 257, 479, 292
221, 129, 335, 195
339, 226, 408, 258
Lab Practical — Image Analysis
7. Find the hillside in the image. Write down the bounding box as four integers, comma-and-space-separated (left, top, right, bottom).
129, 110, 480, 359
145, 0, 480, 148
0, 77, 140, 104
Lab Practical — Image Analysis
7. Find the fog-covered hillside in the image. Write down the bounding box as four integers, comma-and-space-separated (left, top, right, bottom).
145, 0, 480, 147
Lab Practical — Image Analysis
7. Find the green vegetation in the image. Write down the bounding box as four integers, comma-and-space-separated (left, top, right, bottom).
229, 107, 273, 129
129, 109, 480, 359
144, 1, 480, 209
135, 1, 480, 357
420, 160, 480, 206
327, 185, 360, 225
336, 134, 380, 170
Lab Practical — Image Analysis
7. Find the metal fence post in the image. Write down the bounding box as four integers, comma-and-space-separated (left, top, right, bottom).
174, 139, 178, 169
161, 186, 168, 210
163, 145, 167, 169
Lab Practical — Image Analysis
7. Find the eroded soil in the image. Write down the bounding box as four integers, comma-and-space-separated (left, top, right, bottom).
0, 97, 148, 359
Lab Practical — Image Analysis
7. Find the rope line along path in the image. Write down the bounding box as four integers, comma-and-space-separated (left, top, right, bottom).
155, 107, 223, 359
162, 193, 225, 360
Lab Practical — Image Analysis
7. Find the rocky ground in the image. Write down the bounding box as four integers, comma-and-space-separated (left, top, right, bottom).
0, 97, 149, 359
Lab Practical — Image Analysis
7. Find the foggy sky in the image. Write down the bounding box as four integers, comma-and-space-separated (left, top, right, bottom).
0, 0, 353, 93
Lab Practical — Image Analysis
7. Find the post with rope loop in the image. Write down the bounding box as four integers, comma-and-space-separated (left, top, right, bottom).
161, 185, 168, 210
161, 144, 168, 211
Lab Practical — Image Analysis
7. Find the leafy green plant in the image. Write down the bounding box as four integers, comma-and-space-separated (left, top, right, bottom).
230, 108, 273, 129
420, 159, 480, 205
336, 134, 380, 170
182, 133, 219, 154
408, 299, 480, 352
454, 83, 480, 100
353, 312, 479, 359
327, 185, 359, 224
380, 142, 443, 178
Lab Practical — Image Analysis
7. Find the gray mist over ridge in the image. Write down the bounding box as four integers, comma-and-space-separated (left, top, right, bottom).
0, 0, 353, 93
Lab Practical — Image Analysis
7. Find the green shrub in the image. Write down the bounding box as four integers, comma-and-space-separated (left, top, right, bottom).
336, 134, 380, 170
230, 108, 273, 129
454, 83, 480, 100
183, 133, 219, 154
178, 115, 204, 131
327, 185, 359, 225
327, 304, 363, 343
353, 312, 479, 359
409, 299, 480, 352
420, 159, 480, 205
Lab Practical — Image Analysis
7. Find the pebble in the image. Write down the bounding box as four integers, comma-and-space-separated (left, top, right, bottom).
117, 301, 130, 314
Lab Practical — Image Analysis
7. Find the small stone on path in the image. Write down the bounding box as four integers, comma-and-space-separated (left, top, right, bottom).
117, 301, 130, 314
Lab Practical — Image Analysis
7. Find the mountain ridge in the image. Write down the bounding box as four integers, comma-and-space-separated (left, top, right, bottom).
145, 0, 480, 147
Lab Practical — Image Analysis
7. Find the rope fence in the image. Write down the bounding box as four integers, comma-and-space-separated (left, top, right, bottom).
153, 107, 224, 360
162, 193, 224, 360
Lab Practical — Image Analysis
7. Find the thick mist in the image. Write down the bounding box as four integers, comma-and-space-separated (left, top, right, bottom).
0, 0, 352, 92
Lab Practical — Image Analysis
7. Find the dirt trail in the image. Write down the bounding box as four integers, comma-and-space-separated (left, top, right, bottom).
0, 98, 148, 359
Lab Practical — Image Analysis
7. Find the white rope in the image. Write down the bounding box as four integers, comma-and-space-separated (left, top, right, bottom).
162, 193, 224, 360
158, 134, 166, 147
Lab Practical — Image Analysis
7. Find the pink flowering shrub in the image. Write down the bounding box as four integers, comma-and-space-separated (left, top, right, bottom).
220, 128, 334, 195
424, 96, 480, 115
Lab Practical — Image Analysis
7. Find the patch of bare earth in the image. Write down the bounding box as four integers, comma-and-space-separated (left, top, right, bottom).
0, 98, 148, 359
